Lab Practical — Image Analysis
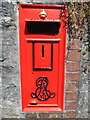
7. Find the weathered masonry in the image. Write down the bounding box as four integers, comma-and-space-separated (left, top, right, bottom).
0, 0, 89, 119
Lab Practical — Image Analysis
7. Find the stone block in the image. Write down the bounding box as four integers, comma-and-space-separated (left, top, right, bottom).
88, 52, 90, 61
0, 42, 2, 62
0, 66, 2, 76
2, 75, 20, 88
2, 2, 14, 17
79, 71, 88, 83
88, 85, 90, 92
0, 2, 3, 17
21, 0, 33, 3
2, 75, 20, 107
2, 29, 17, 46
2, 75, 21, 116
2, 16, 17, 29
33, 0, 63, 3
0, 30, 2, 41
88, 92, 90, 104
78, 80, 88, 92
2, 64, 19, 76
2, 45, 19, 75
77, 92, 88, 118
88, 113, 90, 119
2, 78, 20, 104
89, 103, 90, 113
88, 80, 90, 85
88, 72, 90, 80
2, 107, 20, 118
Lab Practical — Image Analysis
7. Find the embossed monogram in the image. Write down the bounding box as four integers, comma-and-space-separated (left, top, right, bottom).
31, 76, 55, 101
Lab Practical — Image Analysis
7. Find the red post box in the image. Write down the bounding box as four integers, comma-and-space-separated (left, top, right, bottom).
19, 4, 67, 112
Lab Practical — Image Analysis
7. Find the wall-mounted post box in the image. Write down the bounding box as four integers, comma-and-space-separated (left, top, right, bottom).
19, 4, 67, 112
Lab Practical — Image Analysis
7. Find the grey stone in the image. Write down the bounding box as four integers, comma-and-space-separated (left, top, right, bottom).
2, 64, 19, 76
2, 75, 20, 118
2, 107, 20, 118
2, 2, 14, 17
21, 0, 33, 3
0, 42, 2, 62
79, 81, 88, 92
77, 18, 89, 118
88, 113, 90, 119
2, 29, 17, 46
0, 30, 2, 42
0, 3, 3, 18
89, 85, 90, 92
89, 61, 90, 66
2, 75, 20, 88
2, 17, 17, 29
33, 0, 63, 3
88, 92, 90, 102
2, 83, 20, 102
0, 1, 23, 119
88, 79, 90, 84
0, 75, 2, 120
89, 104, 90, 113
2, 45, 19, 75
79, 73, 88, 83
0, 66, 2, 76
2, 0, 17, 3
77, 92, 88, 118
88, 72, 90, 80
2, 107, 26, 118
88, 92, 90, 115
2, 75, 26, 118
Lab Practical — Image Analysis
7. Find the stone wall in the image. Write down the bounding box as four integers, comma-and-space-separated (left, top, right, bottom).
88, 17, 90, 118
0, 0, 89, 119
77, 18, 88, 118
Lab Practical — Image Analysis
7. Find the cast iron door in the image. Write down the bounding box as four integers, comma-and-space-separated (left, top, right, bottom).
19, 4, 67, 112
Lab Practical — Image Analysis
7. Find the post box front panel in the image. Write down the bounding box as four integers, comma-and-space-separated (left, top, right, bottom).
19, 4, 67, 112
34, 42, 52, 69
26, 42, 59, 104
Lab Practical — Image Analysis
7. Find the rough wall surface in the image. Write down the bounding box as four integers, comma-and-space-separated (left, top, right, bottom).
77, 19, 88, 118
0, 0, 89, 119
1, 1, 25, 118
88, 19, 90, 118
0, 2, 2, 119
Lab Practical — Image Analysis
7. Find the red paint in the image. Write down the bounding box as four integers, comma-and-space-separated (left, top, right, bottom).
19, 4, 67, 112
34, 43, 51, 68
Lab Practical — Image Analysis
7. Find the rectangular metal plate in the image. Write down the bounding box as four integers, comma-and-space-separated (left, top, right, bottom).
33, 42, 53, 70
19, 3, 67, 112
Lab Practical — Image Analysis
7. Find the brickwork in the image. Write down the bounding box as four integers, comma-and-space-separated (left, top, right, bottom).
0, 0, 89, 119
64, 38, 82, 118
66, 62, 80, 71
66, 73, 79, 81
